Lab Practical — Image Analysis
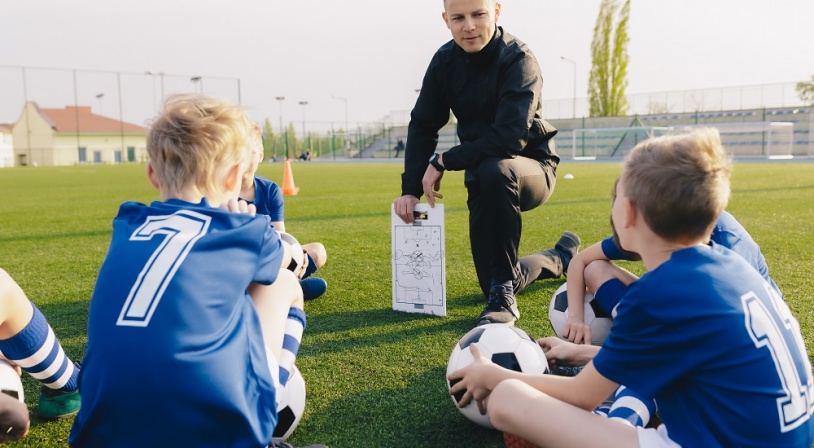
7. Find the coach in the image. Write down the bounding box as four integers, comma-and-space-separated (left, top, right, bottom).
393, 0, 562, 326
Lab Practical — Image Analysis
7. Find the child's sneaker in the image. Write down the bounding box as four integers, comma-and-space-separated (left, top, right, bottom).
38, 385, 80, 420
300, 277, 327, 301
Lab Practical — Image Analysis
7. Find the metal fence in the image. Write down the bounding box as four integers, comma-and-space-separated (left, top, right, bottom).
1, 64, 809, 163
0, 65, 241, 129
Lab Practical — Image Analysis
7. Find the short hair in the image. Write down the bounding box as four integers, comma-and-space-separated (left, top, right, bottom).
621, 128, 732, 243
147, 94, 252, 196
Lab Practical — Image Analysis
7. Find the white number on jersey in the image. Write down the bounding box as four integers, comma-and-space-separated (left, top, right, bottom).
742, 284, 814, 432
116, 211, 211, 327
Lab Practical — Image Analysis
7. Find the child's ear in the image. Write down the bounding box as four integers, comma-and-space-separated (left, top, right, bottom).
224, 163, 243, 192
146, 163, 161, 191
623, 197, 638, 229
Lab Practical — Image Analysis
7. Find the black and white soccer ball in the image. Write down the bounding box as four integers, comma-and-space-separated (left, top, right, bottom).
0, 359, 24, 403
273, 365, 306, 442
446, 323, 549, 429
277, 231, 305, 275
548, 283, 613, 346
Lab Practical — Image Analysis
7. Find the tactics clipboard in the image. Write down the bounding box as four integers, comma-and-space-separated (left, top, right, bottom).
390, 203, 446, 316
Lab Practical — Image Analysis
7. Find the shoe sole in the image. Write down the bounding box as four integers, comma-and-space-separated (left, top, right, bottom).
476, 318, 516, 327
38, 410, 79, 421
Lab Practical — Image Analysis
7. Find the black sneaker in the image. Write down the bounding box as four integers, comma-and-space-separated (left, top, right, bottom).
477, 284, 519, 326
554, 231, 581, 274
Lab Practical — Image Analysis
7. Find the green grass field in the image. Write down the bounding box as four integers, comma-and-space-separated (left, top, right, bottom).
0, 160, 812, 447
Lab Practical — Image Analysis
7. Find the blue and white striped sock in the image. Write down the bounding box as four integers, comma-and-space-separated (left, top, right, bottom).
278, 307, 306, 387
607, 385, 657, 427
0, 303, 79, 391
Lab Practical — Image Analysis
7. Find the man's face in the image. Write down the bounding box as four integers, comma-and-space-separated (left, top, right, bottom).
442, 0, 500, 54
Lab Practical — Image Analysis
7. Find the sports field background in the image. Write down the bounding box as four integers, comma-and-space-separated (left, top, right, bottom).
0, 160, 812, 447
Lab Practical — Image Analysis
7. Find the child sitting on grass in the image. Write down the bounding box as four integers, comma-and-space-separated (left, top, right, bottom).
449, 128, 814, 447
69, 94, 323, 448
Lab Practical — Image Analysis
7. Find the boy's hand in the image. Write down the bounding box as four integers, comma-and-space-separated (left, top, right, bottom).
537, 336, 598, 369
563, 318, 592, 345
447, 344, 501, 415
221, 198, 257, 216
296, 249, 309, 279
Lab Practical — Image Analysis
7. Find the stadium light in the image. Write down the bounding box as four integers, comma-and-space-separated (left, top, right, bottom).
560, 56, 577, 119
190, 76, 202, 94
298, 101, 309, 151
276, 96, 286, 159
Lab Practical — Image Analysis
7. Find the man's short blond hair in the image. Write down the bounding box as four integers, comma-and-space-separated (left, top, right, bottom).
621, 128, 732, 243
147, 94, 252, 196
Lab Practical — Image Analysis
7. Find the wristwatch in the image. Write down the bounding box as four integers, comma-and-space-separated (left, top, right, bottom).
429, 153, 445, 172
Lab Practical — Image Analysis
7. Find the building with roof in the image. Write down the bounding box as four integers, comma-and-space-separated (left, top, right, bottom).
11, 102, 147, 167
0, 123, 12, 167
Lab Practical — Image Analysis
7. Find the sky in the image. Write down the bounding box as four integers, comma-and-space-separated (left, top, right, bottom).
1, 0, 813, 131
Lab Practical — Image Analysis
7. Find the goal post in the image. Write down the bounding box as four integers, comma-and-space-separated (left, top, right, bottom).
559, 122, 794, 159
670, 122, 794, 159
564, 126, 673, 159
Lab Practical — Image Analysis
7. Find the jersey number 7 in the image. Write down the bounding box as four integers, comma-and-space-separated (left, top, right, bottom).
116, 211, 211, 327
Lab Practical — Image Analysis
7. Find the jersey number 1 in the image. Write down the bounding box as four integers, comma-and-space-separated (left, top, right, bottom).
116, 211, 211, 327
743, 285, 814, 432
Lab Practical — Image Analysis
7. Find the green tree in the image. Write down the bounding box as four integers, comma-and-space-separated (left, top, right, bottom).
797, 75, 814, 105
262, 118, 274, 160
588, 0, 631, 117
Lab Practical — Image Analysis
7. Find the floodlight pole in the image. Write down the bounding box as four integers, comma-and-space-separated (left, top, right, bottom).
276, 96, 286, 159
561, 56, 577, 119
298, 101, 308, 152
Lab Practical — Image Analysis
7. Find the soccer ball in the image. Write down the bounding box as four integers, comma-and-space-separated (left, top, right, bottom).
277, 231, 305, 275
548, 283, 613, 346
273, 365, 306, 441
0, 359, 24, 403
446, 323, 549, 429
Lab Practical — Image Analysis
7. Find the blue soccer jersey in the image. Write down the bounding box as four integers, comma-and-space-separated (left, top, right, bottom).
70, 199, 286, 448
593, 245, 814, 447
246, 176, 284, 222
599, 210, 779, 312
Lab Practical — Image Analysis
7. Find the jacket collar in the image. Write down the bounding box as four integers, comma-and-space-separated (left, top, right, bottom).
455, 25, 502, 63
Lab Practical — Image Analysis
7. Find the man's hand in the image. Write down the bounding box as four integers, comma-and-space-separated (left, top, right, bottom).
393, 195, 420, 224
422, 156, 445, 207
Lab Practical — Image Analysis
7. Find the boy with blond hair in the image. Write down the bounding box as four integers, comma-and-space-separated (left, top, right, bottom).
449, 129, 814, 447
240, 124, 329, 301
69, 94, 321, 448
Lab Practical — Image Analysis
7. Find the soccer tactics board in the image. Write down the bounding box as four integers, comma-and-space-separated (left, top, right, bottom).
391, 203, 446, 316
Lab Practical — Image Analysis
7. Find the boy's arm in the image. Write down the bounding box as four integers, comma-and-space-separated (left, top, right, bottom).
564, 242, 609, 344
448, 344, 616, 414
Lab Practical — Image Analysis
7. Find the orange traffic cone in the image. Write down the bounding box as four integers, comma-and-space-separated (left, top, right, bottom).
282, 158, 299, 196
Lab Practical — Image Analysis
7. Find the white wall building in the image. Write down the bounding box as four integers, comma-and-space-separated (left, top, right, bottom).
12, 102, 147, 167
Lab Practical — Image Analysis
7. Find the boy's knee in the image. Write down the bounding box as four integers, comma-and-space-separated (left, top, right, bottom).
489, 379, 527, 430
304, 243, 327, 267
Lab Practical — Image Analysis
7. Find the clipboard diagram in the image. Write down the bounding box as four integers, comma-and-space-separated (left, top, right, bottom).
391, 203, 446, 316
